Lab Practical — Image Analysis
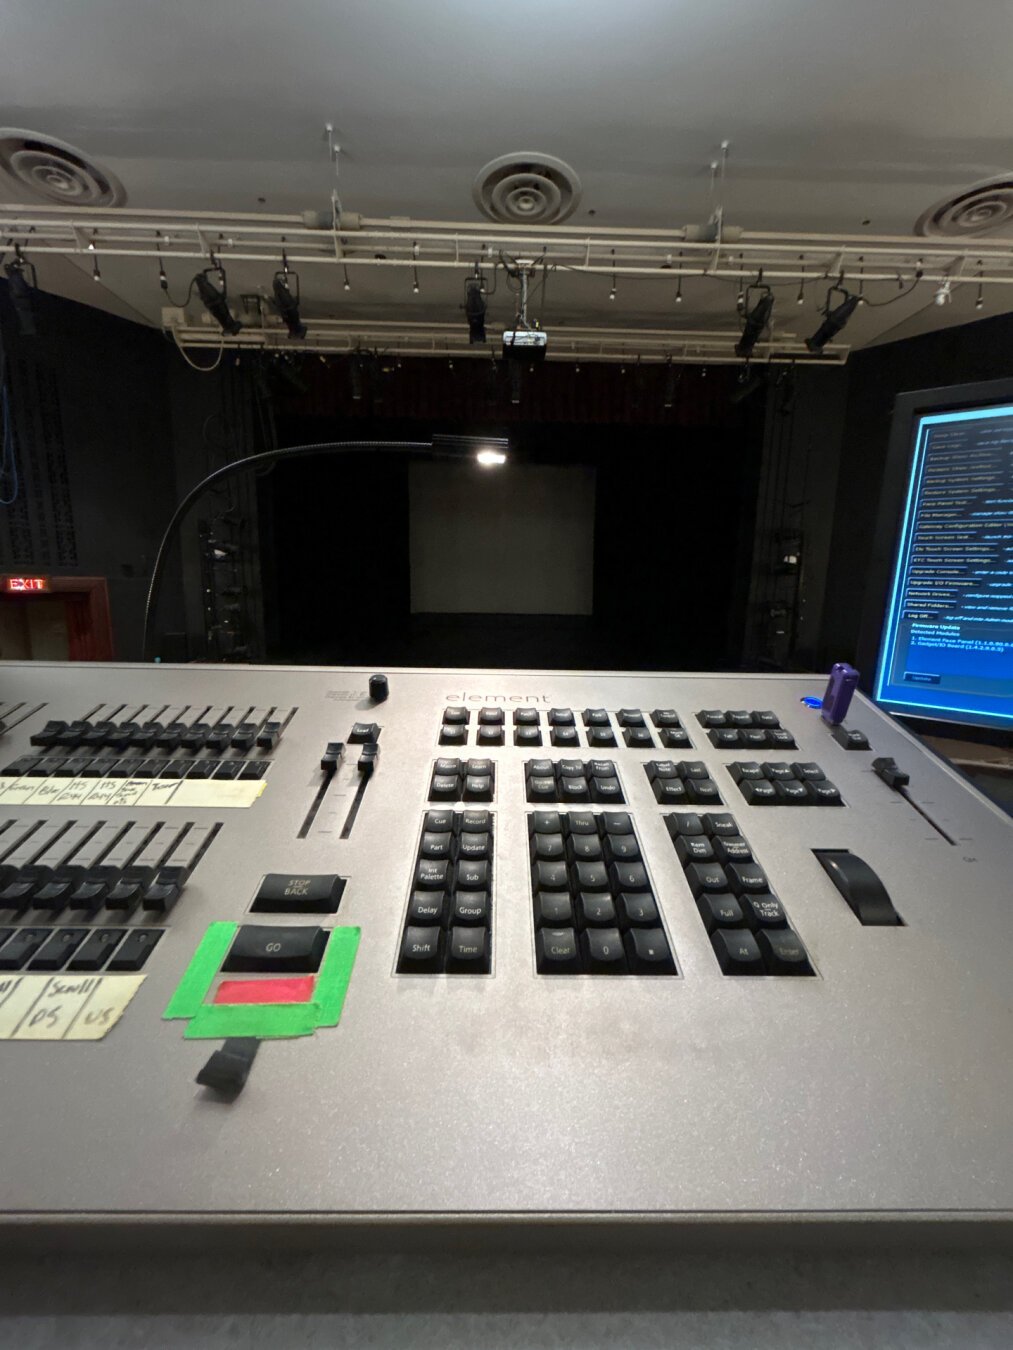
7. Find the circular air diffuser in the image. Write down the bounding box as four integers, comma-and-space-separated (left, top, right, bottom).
473, 152, 581, 225
915, 175, 1013, 237
0, 129, 126, 207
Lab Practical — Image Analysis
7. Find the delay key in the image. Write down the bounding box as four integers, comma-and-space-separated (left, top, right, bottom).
223, 925, 329, 973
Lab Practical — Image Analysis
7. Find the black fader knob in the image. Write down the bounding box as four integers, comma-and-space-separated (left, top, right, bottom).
369, 673, 389, 703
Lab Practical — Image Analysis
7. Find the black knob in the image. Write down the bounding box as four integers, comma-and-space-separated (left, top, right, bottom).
369, 673, 389, 703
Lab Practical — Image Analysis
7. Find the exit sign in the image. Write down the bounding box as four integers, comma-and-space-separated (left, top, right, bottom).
2, 576, 50, 593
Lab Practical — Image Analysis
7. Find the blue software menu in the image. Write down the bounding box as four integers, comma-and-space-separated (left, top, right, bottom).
875, 404, 1013, 728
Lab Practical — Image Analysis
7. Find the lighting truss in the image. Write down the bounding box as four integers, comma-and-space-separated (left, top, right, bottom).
3, 202, 1009, 363
3, 203, 1009, 284
164, 315, 848, 365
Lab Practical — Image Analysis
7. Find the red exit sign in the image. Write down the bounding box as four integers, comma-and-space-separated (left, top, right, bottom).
2, 575, 50, 593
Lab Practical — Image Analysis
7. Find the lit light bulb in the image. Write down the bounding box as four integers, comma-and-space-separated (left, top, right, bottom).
476, 447, 507, 467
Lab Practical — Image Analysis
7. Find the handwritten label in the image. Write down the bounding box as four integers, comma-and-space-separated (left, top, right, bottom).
105, 780, 150, 808
26, 780, 66, 808
137, 780, 183, 808
80, 777, 125, 806
51, 777, 94, 807
0, 777, 265, 810
0, 974, 145, 1040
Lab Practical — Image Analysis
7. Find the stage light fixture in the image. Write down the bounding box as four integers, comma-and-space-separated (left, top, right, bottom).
272, 265, 307, 339
342, 265, 351, 292
92, 256, 101, 282
805, 285, 860, 353
4, 254, 37, 336
735, 289, 774, 358
194, 265, 242, 336
465, 273, 487, 343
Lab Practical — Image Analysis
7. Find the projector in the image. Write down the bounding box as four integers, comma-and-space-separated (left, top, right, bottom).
502, 329, 548, 361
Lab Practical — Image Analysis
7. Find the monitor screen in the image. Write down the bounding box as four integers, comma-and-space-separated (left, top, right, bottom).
874, 401, 1013, 729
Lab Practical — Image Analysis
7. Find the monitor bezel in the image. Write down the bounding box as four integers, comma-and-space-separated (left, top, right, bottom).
863, 375, 1013, 733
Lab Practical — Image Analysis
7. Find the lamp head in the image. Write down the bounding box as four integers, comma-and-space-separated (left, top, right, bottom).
431, 434, 509, 465
476, 447, 508, 467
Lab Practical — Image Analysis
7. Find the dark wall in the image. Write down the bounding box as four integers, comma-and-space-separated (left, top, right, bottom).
0, 284, 845, 673
820, 311, 1013, 678
260, 361, 764, 670
742, 366, 850, 672
163, 357, 270, 660
0, 281, 179, 657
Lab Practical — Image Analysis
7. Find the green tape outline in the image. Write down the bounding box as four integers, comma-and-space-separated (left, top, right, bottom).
315, 926, 361, 1026
163, 922, 236, 1019
164, 923, 361, 1040
184, 999, 319, 1039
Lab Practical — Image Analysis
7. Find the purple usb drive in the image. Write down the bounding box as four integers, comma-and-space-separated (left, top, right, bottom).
821, 662, 860, 726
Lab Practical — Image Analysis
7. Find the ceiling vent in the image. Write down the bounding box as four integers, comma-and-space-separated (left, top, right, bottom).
915, 175, 1013, 237
473, 152, 581, 225
0, 129, 126, 207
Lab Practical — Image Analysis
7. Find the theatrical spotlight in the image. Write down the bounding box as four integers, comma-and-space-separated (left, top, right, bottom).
3, 254, 38, 336
735, 288, 774, 358
465, 274, 487, 344
806, 285, 860, 353
272, 268, 307, 339
194, 265, 242, 336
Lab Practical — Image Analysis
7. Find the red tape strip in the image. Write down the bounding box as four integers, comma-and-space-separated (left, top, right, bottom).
214, 976, 316, 1005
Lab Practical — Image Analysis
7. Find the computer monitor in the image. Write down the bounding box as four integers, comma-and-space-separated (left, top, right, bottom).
873, 379, 1013, 731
